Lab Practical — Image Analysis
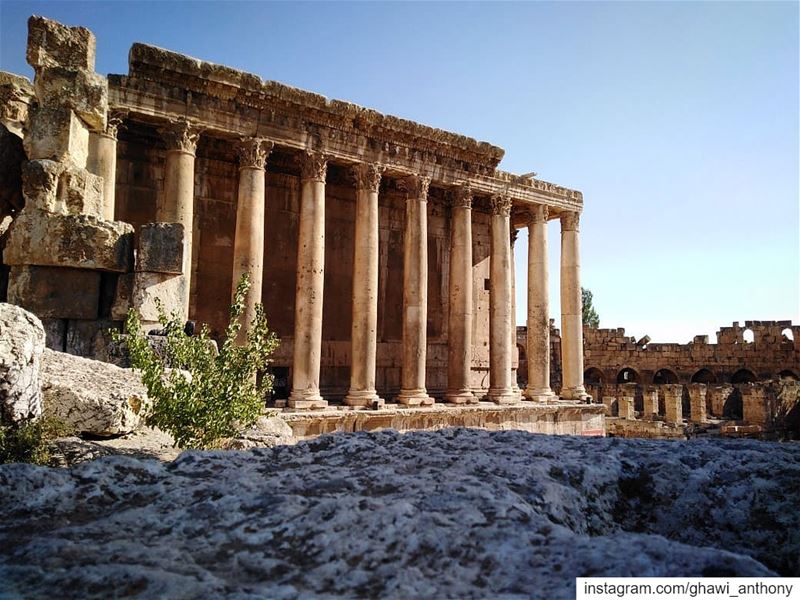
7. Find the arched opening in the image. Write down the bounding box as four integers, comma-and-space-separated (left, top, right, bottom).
584, 367, 605, 385
781, 328, 794, 345
742, 329, 754, 344
691, 368, 717, 384
723, 388, 743, 420
779, 369, 798, 381
653, 368, 678, 384
616, 367, 640, 384
731, 368, 756, 384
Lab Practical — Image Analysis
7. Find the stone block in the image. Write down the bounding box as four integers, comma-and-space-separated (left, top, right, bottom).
136, 222, 185, 274
58, 166, 103, 217
0, 302, 45, 423
21, 159, 65, 214
0, 71, 34, 137
113, 271, 186, 323
687, 383, 707, 424
26, 16, 96, 71
65, 318, 121, 359
24, 106, 89, 167
40, 318, 67, 351
7, 265, 100, 320
618, 396, 635, 420
4, 209, 134, 272
34, 67, 107, 131
110, 272, 134, 321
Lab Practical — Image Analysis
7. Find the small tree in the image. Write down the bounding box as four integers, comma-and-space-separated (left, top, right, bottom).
582, 287, 600, 328
114, 274, 278, 449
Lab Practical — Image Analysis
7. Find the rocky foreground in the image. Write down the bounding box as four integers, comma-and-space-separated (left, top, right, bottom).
1, 430, 798, 598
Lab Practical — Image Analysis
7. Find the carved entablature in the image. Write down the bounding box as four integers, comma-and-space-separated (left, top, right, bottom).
560, 211, 580, 232
490, 194, 513, 217
103, 109, 128, 140
299, 151, 328, 183
528, 204, 549, 225
159, 118, 200, 155
397, 174, 431, 201
236, 137, 273, 170
448, 184, 473, 209
351, 162, 384, 192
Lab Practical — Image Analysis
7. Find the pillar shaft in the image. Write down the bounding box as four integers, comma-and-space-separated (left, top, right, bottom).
560, 212, 587, 400
488, 195, 518, 404
231, 138, 272, 343
397, 175, 434, 406
446, 185, 475, 404
346, 163, 383, 407
510, 228, 520, 394
525, 205, 556, 401
87, 112, 124, 221
289, 152, 328, 409
158, 119, 199, 320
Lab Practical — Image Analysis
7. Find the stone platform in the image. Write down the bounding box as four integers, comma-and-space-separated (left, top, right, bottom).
281, 401, 605, 440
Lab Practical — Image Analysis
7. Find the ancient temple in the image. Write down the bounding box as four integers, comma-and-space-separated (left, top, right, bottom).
1, 16, 595, 416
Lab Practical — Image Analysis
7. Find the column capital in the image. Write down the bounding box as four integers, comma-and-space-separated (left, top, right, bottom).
298, 151, 328, 183
160, 118, 201, 155
236, 137, 273, 170
397, 174, 430, 200
351, 162, 384, 192
560, 211, 580, 232
528, 204, 549, 225
448, 184, 473, 209
490, 194, 512, 216
101, 109, 127, 140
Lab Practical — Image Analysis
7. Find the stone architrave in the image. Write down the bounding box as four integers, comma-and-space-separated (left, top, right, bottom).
396, 174, 435, 407
488, 194, 518, 404
345, 162, 384, 407
289, 151, 329, 410
445, 184, 476, 405
87, 110, 125, 221
687, 383, 708, 424
231, 137, 272, 344
559, 211, 587, 400
158, 118, 199, 319
524, 204, 556, 402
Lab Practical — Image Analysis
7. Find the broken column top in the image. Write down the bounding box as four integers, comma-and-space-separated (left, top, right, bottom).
26, 15, 96, 71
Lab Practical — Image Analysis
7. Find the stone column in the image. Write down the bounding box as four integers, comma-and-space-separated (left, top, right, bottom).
231, 137, 272, 343
158, 119, 200, 319
619, 384, 636, 420
488, 195, 518, 404
559, 211, 587, 400
663, 384, 683, 424
524, 204, 556, 402
445, 185, 475, 404
510, 228, 520, 396
289, 151, 329, 410
687, 383, 708, 423
87, 110, 125, 221
345, 162, 384, 407
396, 175, 434, 406
643, 385, 659, 418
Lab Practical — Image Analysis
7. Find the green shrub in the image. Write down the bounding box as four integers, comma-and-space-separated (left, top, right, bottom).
114, 274, 278, 450
0, 416, 72, 465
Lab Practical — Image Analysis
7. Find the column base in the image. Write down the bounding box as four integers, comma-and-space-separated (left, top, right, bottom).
444, 390, 478, 405
344, 389, 385, 408
396, 389, 435, 407
288, 389, 328, 410
559, 386, 592, 402
523, 387, 557, 403
488, 388, 521, 405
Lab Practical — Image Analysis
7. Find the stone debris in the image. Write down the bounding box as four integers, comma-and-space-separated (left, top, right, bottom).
0, 302, 45, 423
0, 430, 797, 598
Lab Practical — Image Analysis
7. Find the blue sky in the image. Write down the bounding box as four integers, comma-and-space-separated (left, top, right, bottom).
1, 1, 797, 343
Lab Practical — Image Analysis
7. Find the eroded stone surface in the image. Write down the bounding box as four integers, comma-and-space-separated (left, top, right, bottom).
0, 303, 45, 423
26, 15, 96, 71
135, 222, 184, 274
0, 430, 797, 599
7, 266, 100, 320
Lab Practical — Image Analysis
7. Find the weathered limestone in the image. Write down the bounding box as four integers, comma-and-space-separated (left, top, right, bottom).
231, 137, 272, 343
345, 163, 384, 407
158, 118, 199, 319
559, 212, 587, 400
112, 271, 187, 323
397, 175, 435, 406
135, 222, 184, 274
0, 71, 35, 138
26, 16, 96, 71
87, 110, 125, 220
618, 384, 636, 420
0, 303, 45, 424
33, 66, 107, 132
663, 384, 683, 424
24, 105, 90, 168
708, 384, 734, 417
289, 152, 328, 410
643, 385, 659, 418
602, 396, 617, 417
687, 383, 708, 423
510, 229, 520, 397
445, 185, 476, 405
524, 204, 555, 402
7, 266, 100, 320
488, 195, 518, 404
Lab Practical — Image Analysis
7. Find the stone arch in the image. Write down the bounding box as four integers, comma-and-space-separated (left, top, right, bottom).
616, 367, 640, 384
731, 368, 756, 384
691, 368, 717, 384
779, 369, 798, 381
584, 367, 605, 385
652, 368, 678, 384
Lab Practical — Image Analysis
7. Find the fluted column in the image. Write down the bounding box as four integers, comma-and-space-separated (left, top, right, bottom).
289, 151, 329, 409
488, 195, 518, 404
158, 119, 200, 319
345, 162, 384, 407
397, 174, 434, 406
87, 110, 125, 221
560, 211, 588, 400
231, 137, 272, 343
445, 185, 476, 404
524, 204, 556, 402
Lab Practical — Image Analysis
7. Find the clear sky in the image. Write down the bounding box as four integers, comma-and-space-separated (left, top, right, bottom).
1, 1, 798, 343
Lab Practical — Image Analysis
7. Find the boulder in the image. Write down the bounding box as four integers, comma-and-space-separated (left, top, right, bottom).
0, 303, 45, 423
40, 348, 149, 436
